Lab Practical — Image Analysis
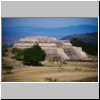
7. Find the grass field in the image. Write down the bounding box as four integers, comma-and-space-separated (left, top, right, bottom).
2, 56, 98, 82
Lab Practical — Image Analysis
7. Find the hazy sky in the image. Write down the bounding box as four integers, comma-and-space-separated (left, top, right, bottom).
2, 18, 98, 28
2, 18, 98, 44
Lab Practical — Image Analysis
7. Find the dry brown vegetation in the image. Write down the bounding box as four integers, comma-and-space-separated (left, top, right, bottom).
2, 55, 98, 82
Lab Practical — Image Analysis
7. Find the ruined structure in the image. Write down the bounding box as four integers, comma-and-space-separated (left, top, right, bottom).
13, 36, 88, 60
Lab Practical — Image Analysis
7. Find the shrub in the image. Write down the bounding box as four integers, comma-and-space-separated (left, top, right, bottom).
3, 64, 13, 74
45, 77, 58, 82
12, 44, 46, 66
23, 44, 46, 66
62, 61, 67, 65
2, 44, 9, 56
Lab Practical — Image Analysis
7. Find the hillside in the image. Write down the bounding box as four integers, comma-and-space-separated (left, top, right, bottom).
70, 38, 98, 56
61, 32, 98, 45
61, 32, 98, 56
2, 25, 98, 45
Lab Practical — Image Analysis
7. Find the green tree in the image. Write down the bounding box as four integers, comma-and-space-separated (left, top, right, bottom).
12, 48, 24, 60
70, 38, 98, 56
12, 47, 19, 54
15, 49, 24, 60
23, 44, 46, 66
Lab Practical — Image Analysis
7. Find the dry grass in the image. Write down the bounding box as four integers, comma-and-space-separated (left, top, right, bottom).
2, 61, 98, 82
2, 54, 98, 82
76, 76, 98, 82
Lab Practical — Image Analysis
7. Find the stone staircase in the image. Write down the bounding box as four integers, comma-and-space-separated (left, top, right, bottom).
57, 48, 70, 60
63, 46, 88, 60
56, 41, 88, 60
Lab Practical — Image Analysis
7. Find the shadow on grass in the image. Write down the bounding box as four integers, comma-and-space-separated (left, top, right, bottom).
23, 62, 44, 67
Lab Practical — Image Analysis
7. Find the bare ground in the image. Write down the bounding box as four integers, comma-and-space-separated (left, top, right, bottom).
2, 56, 98, 82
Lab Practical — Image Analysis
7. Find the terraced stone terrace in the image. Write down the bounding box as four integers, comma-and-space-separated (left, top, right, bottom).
2, 36, 98, 82
13, 36, 88, 60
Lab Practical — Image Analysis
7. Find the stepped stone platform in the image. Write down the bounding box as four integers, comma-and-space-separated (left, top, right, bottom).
13, 36, 88, 60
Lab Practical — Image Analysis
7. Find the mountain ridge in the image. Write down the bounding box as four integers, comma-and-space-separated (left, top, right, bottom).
2, 25, 98, 45
61, 32, 98, 45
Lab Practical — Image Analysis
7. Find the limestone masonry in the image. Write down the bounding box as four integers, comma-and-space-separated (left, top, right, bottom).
13, 36, 88, 60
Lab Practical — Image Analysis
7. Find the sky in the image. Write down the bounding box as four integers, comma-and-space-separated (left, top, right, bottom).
2, 18, 98, 44
2, 18, 98, 28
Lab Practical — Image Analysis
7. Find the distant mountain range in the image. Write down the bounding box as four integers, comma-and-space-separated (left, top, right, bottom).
2, 25, 98, 45
61, 32, 98, 45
